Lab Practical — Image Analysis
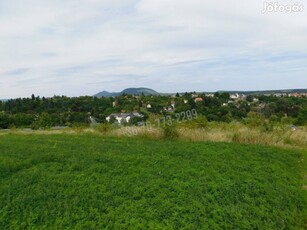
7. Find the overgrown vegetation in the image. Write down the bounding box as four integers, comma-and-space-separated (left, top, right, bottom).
0, 93, 306, 128
2, 121, 306, 149
0, 134, 306, 229
162, 125, 179, 140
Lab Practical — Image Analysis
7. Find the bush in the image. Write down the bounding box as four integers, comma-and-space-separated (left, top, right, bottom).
184, 115, 208, 129
261, 122, 274, 132
12, 113, 34, 127
32, 112, 52, 129
269, 115, 279, 123
207, 114, 219, 122
245, 112, 265, 127
162, 125, 179, 140
194, 115, 208, 128
295, 108, 307, 125
281, 116, 296, 125
0, 113, 11, 129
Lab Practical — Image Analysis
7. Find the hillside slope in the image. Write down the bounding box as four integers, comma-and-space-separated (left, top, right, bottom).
0, 135, 306, 229
94, 87, 159, 97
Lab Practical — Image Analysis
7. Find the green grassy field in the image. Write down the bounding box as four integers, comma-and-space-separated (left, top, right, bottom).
0, 134, 306, 229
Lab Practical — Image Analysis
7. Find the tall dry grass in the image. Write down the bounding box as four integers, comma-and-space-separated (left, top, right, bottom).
2, 123, 306, 149
178, 124, 307, 149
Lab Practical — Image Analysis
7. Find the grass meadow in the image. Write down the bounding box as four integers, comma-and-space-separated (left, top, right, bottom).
0, 133, 306, 229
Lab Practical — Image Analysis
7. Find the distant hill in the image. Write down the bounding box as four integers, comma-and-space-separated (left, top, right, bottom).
94, 91, 117, 97
94, 88, 159, 97
94, 88, 307, 97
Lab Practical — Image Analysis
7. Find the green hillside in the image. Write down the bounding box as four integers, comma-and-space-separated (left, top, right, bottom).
0, 134, 306, 229
94, 87, 159, 97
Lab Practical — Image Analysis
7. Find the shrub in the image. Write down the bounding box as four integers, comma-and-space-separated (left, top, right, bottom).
32, 112, 52, 129
261, 122, 274, 132
162, 125, 179, 140
245, 112, 265, 127
269, 115, 279, 123
295, 108, 307, 125
0, 113, 11, 129
281, 116, 296, 125
193, 115, 209, 128
207, 114, 219, 122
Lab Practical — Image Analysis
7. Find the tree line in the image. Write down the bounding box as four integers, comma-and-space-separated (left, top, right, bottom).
0, 93, 306, 129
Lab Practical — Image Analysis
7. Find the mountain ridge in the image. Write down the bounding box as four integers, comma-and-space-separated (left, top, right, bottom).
94, 88, 307, 97
94, 87, 159, 97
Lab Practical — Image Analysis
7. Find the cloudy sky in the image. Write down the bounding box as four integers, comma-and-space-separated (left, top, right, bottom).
0, 0, 307, 98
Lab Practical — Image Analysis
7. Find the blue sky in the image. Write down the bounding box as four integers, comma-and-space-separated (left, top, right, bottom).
0, 0, 307, 98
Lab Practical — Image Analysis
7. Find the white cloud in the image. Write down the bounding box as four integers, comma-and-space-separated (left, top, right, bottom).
0, 0, 306, 98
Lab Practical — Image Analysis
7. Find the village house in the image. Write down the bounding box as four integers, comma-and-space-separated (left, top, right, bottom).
106, 112, 144, 124
163, 101, 176, 112
194, 97, 203, 103
289, 93, 307, 97
230, 93, 246, 100
191, 93, 199, 98
163, 106, 174, 112
230, 93, 240, 100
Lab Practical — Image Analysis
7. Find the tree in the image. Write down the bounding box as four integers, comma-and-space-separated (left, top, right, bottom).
33, 112, 52, 129
220, 92, 230, 100
12, 113, 34, 127
296, 108, 307, 125
246, 95, 254, 102
0, 112, 11, 129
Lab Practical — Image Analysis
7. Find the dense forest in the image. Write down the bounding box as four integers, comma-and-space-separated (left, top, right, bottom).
0, 93, 306, 129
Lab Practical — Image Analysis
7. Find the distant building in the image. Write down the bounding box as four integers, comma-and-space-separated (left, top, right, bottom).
146, 104, 152, 109
194, 97, 203, 103
163, 106, 174, 112
230, 93, 240, 99
106, 112, 144, 124
230, 93, 246, 100
191, 94, 199, 98
289, 93, 307, 97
